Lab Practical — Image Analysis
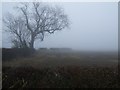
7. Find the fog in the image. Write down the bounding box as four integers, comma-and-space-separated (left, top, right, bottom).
2, 2, 118, 51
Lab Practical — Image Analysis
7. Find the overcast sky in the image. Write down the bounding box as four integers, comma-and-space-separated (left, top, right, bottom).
2, 2, 118, 51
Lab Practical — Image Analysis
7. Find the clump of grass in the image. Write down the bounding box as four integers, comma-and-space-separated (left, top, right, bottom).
2, 66, 119, 88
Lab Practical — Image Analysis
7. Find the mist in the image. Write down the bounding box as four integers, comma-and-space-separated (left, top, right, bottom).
2, 2, 118, 52
2, 2, 119, 88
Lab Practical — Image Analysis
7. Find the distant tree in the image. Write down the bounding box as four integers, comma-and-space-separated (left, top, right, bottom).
3, 2, 69, 49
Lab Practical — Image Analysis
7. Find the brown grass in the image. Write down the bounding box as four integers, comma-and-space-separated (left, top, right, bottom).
2, 51, 119, 88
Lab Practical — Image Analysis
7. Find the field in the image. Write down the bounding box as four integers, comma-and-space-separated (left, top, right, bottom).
2, 50, 119, 88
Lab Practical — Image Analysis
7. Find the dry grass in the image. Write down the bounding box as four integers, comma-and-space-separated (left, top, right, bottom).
3, 51, 118, 68
2, 66, 119, 88
2, 51, 119, 88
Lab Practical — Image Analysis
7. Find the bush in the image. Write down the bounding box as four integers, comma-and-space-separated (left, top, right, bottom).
2, 48, 35, 61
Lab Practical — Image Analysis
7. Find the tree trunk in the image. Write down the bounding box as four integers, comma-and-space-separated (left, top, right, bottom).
30, 35, 35, 50
30, 40, 34, 49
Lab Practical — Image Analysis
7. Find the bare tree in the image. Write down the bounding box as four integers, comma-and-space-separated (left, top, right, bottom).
3, 2, 69, 49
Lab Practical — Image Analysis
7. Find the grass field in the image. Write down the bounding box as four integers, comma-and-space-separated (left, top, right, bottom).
2, 50, 119, 88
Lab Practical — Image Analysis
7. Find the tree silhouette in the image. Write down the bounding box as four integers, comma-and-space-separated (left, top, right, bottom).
3, 2, 69, 49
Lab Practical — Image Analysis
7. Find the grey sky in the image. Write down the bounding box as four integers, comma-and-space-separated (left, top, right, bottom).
2, 2, 118, 51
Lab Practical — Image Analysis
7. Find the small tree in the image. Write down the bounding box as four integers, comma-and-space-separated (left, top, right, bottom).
3, 2, 69, 49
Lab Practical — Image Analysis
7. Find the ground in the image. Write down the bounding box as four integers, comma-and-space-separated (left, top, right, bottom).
2, 50, 119, 88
